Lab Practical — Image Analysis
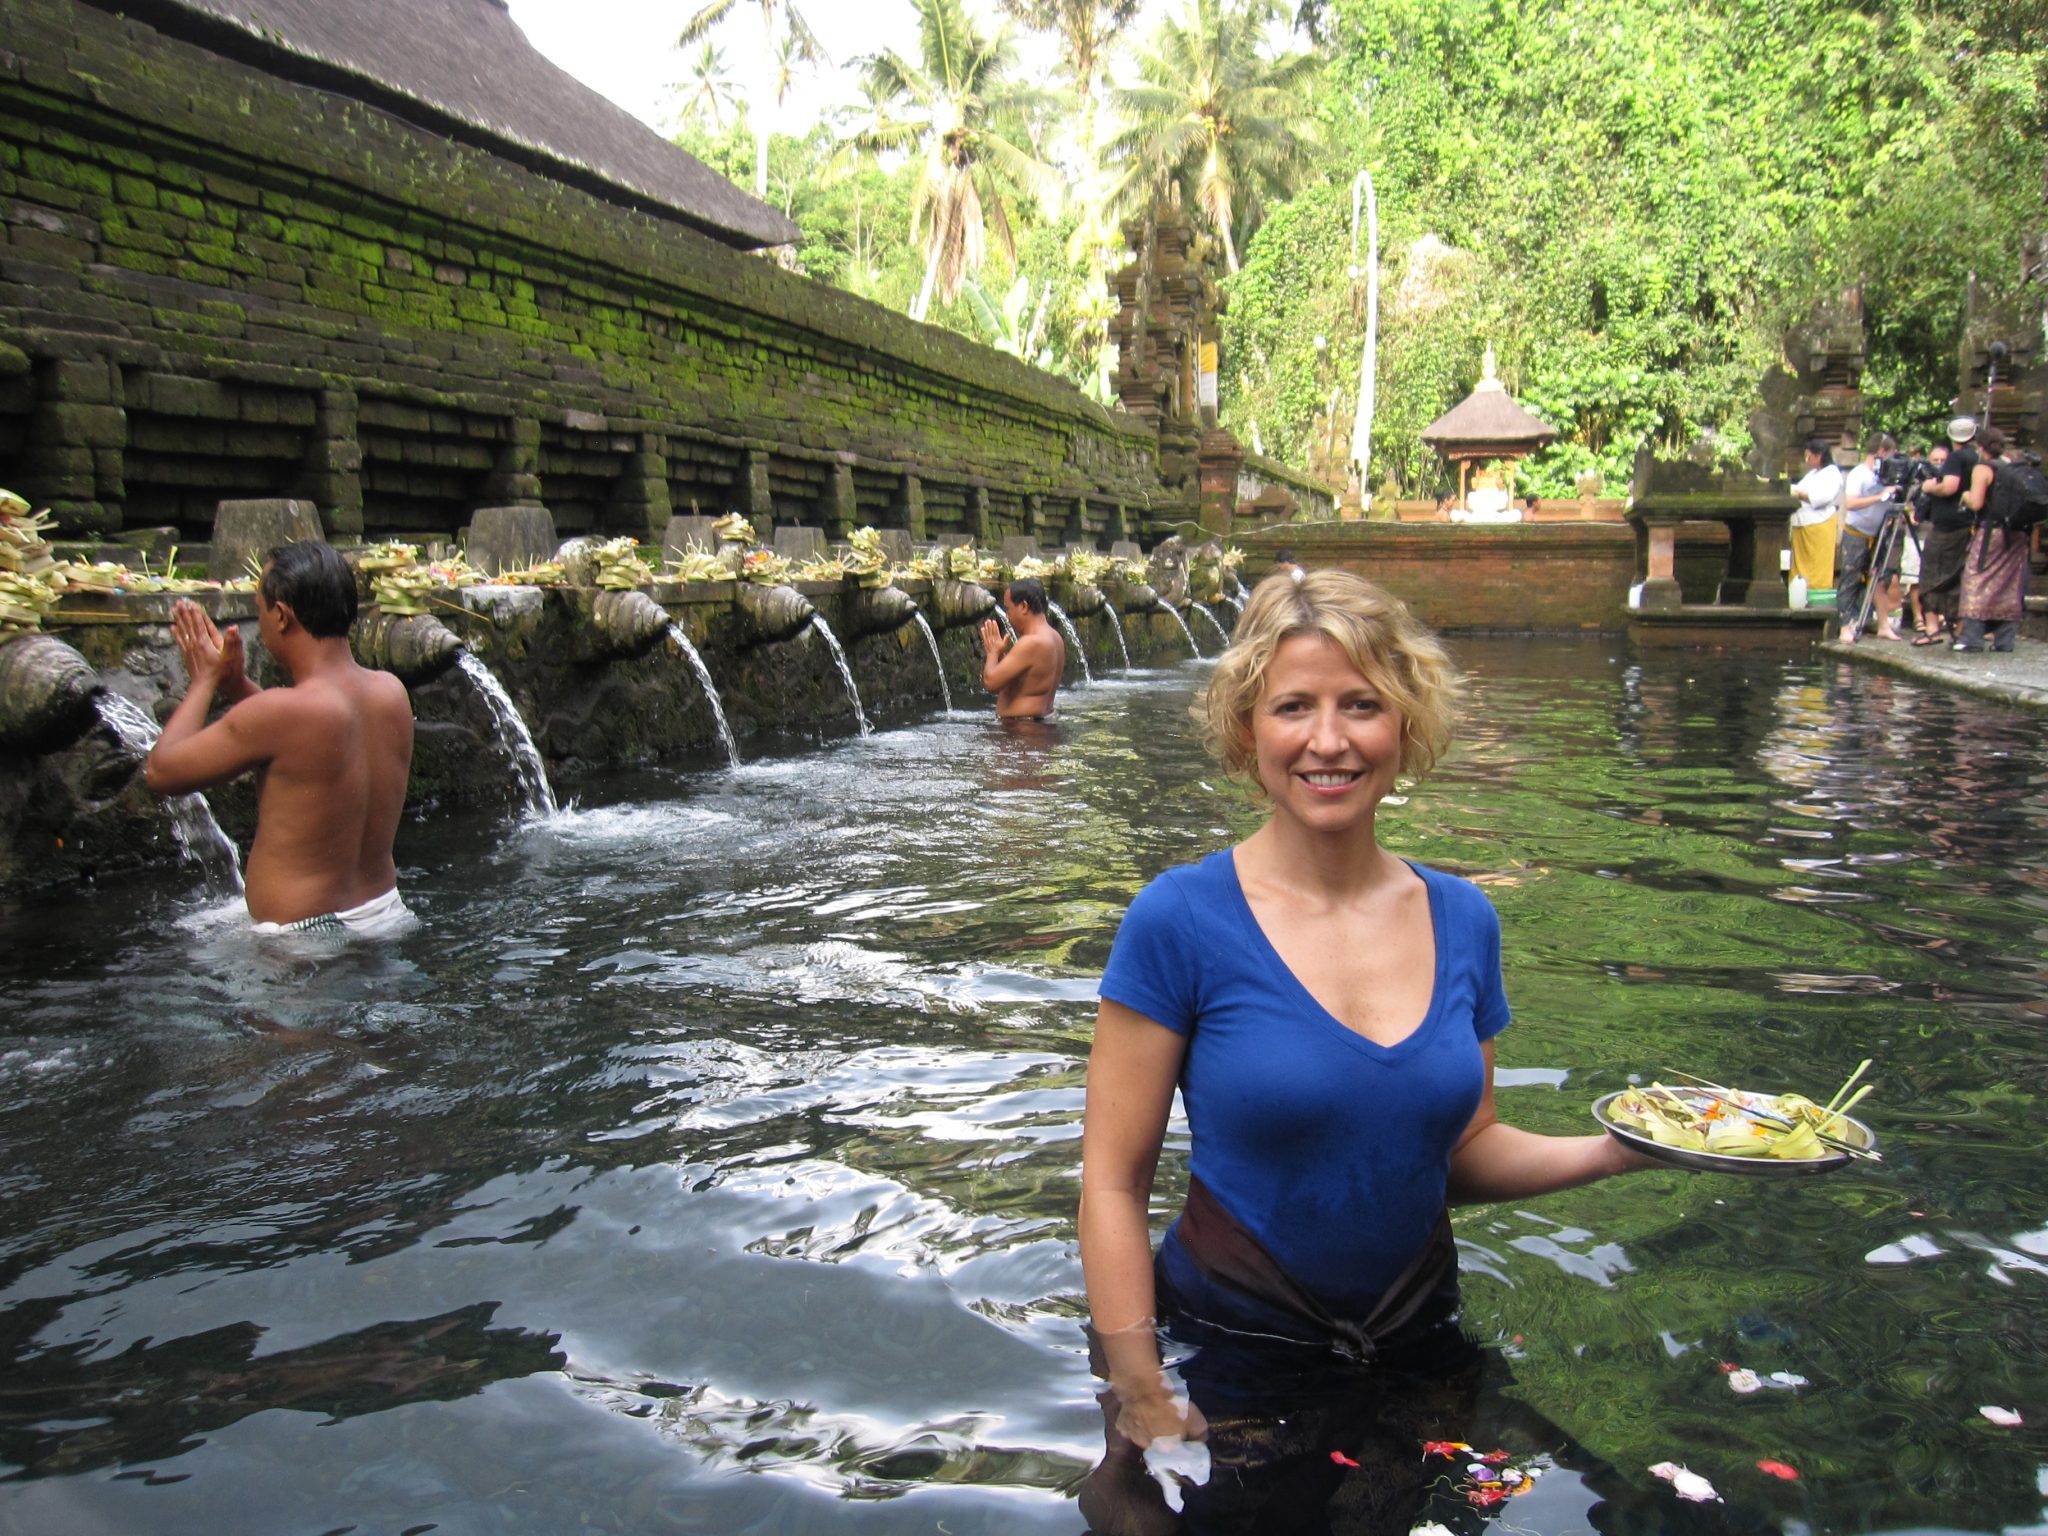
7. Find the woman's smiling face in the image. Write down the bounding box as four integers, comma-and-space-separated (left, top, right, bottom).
1250, 632, 1405, 831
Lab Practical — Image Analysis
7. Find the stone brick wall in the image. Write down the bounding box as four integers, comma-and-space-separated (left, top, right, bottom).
7, 585, 1220, 891
1235, 523, 1638, 633
0, 0, 1166, 547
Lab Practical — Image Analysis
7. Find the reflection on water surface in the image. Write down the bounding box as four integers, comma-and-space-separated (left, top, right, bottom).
2, 641, 2045, 1534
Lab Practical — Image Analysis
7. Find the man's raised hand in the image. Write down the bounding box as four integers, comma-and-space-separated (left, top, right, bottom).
171, 598, 248, 700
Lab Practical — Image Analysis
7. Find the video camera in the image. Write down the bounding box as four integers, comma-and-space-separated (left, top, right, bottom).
1876, 451, 1939, 513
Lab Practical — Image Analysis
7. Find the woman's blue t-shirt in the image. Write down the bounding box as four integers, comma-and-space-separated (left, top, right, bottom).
1097, 849, 1510, 1313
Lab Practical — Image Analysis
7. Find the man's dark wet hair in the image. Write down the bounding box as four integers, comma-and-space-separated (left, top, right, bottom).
1804, 436, 1832, 462
1273, 549, 1299, 566
1005, 576, 1048, 615
260, 540, 358, 638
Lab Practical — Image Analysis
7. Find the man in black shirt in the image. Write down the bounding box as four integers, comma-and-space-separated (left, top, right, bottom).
1911, 417, 1981, 644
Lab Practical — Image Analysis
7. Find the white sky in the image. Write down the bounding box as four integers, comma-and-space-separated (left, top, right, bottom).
502, 0, 1181, 138
506, 0, 967, 135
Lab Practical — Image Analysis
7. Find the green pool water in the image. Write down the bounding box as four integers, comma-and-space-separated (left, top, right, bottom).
1, 638, 2043, 1534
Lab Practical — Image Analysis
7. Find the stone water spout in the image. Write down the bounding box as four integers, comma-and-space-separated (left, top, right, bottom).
1111, 577, 1160, 614
733, 582, 817, 645
930, 579, 996, 629
0, 632, 104, 750
352, 611, 466, 684
1054, 577, 1107, 618
1147, 534, 1192, 609
841, 584, 917, 639
589, 589, 671, 659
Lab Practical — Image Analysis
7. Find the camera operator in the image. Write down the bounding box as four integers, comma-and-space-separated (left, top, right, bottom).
1894, 444, 1942, 638
1837, 433, 1903, 643
1912, 418, 1981, 645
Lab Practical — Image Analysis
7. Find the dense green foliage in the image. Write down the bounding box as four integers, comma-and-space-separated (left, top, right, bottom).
669, 0, 2043, 494
1224, 0, 2047, 494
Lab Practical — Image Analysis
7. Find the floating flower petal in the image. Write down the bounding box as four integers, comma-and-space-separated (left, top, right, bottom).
1649, 1462, 1723, 1502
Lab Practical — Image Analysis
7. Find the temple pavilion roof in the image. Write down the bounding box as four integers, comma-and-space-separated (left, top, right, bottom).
1421, 347, 1559, 456
130, 0, 801, 250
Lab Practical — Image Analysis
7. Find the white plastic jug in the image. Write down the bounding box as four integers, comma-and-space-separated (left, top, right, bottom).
1788, 575, 1809, 609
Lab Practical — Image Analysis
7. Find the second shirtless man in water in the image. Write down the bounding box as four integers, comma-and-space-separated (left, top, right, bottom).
979, 576, 1066, 720
146, 540, 417, 937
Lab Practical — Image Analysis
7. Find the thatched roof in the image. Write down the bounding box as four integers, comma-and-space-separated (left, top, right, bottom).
1421, 347, 1558, 452
123, 0, 800, 250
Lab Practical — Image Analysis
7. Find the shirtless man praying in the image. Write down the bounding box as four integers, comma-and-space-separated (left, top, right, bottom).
146, 541, 416, 937
979, 576, 1065, 720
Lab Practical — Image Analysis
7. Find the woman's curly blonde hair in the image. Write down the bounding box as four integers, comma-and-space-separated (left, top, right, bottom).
1195, 567, 1461, 799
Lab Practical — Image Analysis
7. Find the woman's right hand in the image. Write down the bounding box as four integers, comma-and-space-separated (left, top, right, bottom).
1113, 1378, 1209, 1447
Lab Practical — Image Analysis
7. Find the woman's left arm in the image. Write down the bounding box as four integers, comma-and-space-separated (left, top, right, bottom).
1447, 1040, 1657, 1202
1964, 462, 1995, 514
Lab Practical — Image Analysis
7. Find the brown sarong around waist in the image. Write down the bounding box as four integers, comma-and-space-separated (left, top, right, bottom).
1176, 1175, 1458, 1363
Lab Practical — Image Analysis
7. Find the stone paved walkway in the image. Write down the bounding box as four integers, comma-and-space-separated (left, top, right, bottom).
1819, 631, 2048, 710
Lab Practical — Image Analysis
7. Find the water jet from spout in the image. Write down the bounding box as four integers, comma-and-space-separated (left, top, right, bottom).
910, 610, 952, 713
1102, 603, 1132, 675
665, 624, 740, 767
95, 693, 244, 895
455, 653, 557, 817
1045, 600, 1092, 685
808, 616, 871, 736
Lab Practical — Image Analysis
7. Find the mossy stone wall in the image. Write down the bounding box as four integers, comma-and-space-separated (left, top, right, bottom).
0, 0, 1167, 547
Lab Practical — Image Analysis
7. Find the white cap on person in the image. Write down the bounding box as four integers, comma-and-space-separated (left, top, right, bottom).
1948, 416, 1978, 443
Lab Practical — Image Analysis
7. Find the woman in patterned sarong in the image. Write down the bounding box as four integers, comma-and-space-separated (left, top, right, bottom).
1956, 427, 2028, 653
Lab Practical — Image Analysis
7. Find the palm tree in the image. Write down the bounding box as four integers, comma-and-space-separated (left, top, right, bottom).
997, 0, 1142, 393
850, 0, 1060, 322
679, 42, 740, 130
1105, 0, 1321, 272
677, 0, 827, 201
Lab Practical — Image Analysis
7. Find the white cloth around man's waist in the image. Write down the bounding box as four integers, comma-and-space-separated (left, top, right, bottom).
251, 886, 416, 939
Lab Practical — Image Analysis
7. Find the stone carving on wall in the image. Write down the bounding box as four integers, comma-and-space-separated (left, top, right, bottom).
1961, 274, 2043, 450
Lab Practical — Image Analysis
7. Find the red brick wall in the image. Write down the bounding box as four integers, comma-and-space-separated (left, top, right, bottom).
1234, 524, 1637, 632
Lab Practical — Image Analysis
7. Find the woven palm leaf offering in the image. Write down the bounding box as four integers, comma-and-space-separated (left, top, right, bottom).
842, 527, 890, 588
588, 538, 655, 590
665, 547, 729, 584
711, 512, 755, 544
492, 560, 567, 586
738, 548, 792, 586
1593, 1059, 1879, 1176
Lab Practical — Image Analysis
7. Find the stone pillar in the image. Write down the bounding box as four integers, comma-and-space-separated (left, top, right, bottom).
295, 384, 362, 536
1632, 517, 1684, 611
971, 485, 994, 546
897, 473, 928, 541
1724, 516, 1793, 608
614, 432, 671, 539
1196, 429, 1246, 540
743, 450, 776, 524
468, 505, 559, 575
1024, 494, 1046, 543
210, 499, 324, 582
773, 525, 825, 562
482, 415, 543, 508
826, 458, 858, 540
22, 357, 123, 535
